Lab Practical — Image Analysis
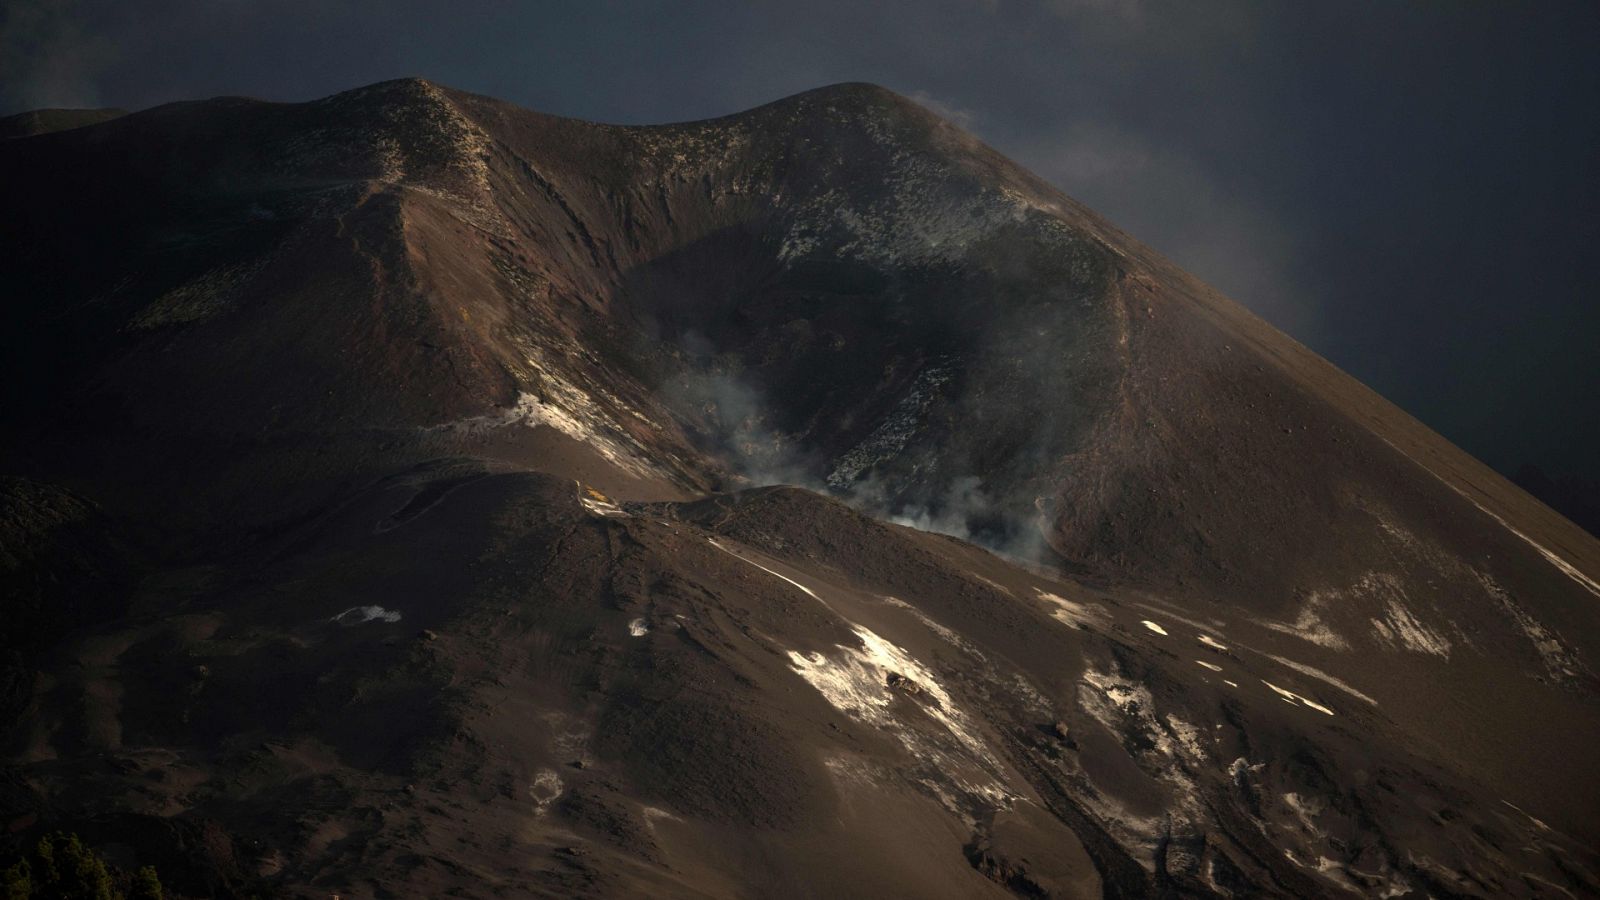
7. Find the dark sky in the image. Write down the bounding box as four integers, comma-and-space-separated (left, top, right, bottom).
5, 0, 1597, 483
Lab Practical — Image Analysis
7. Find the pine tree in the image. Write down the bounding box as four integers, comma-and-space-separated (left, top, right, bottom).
128, 867, 161, 900
0, 833, 161, 900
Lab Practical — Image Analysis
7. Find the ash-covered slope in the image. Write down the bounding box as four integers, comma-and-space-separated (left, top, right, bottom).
0, 107, 127, 141
1, 79, 1597, 898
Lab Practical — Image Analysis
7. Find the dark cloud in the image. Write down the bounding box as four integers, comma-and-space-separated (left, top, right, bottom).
3, 0, 1596, 484
0, 0, 118, 110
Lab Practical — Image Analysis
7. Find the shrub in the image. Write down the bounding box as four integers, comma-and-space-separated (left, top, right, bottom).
128, 868, 161, 900
0, 834, 163, 900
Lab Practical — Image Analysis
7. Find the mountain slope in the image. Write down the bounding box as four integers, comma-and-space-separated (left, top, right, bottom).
0, 107, 127, 140
0, 79, 1596, 898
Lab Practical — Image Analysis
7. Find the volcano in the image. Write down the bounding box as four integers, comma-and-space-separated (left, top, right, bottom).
1, 79, 1597, 898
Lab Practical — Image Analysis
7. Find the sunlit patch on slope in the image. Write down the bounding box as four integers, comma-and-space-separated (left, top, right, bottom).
1263, 571, 1453, 658
788, 626, 989, 760
429, 344, 667, 480
1499, 800, 1554, 834
1197, 634, 1228, 652
1264, 654, 1378, 706
1139, 619, 1168, 636
519, 387, 656, 478
877, 595, 1058, 722
1370, 591, 1451, 657
1379, 436, 1600, 600
330, 605, 402, 625
1261, 680, 1335, 716
711, 540, 1040, 794
1079, 668, 1207, 765
639, 805, 680, 835
1280, 848, 1393, 896
706, 538, 819, 600
1477, 572, 1593, 685
1134, 602, 1224, 633
1225, 762, 1413, 897
627, 618, 649, 637
1362, 506, 1589, 680
1075, 665, 1209, 861
786, 625, 1014, 814
885, 597, 981, 656
1350, 571, 1449, 655
1035, 588, 1106, 628
1164, 714, 1207, 760
1282, 790, 1326, 834
966, 571, 1015, 597
820, 754, 884, 797
579, 485, 627, 517
1261, 591, 1349, 650
705, 538, 1017, 815
1196, 660, 1223, 672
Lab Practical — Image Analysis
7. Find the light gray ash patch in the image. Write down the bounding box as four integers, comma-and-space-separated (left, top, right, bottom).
826, 360, 955, 488
1478, 572, 1593, 685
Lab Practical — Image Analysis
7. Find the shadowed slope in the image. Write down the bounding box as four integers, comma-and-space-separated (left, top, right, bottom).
0, 108, 127, 140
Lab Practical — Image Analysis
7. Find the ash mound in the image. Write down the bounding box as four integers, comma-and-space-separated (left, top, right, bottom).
0, 78, 1596, 898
